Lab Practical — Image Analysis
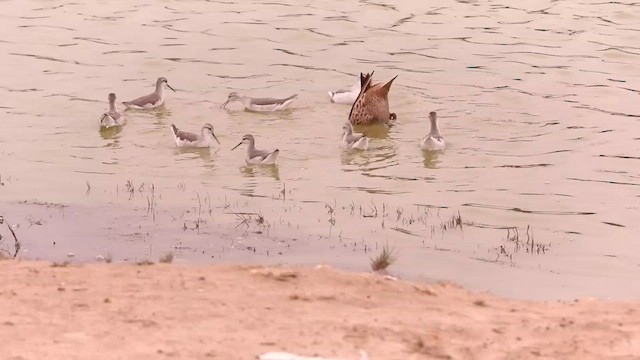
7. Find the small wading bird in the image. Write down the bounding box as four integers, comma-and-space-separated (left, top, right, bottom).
421, 111, 446, 151
170, 123, 220, 148
122, 77, 175, 109
231, 134, 279, 165
220, 92, 297, 112
341, 122, 369, 150
100, 93, 125, 128
349, 71, 397, 126
328, 76, 360, 104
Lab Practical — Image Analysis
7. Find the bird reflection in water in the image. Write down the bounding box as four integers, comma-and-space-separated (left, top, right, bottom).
99, 125, 122, 141
340, 143, 398, 171
422, 149, 442, 169
174, 147, 213, 162
240, 164, 280, 181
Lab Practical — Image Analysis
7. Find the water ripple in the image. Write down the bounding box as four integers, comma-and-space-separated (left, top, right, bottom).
462, 203, 596, 216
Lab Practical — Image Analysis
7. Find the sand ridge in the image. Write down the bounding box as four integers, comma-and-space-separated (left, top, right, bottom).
0, 261, 638, 359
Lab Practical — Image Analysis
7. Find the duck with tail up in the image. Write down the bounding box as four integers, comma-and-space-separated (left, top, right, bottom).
349, 71, 397, 126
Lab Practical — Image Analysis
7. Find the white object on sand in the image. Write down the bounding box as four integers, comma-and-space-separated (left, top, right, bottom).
259, 350, 368, 360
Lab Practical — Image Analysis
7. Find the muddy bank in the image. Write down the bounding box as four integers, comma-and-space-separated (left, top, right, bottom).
2, 199, 640, 301
0, 261, 638, 360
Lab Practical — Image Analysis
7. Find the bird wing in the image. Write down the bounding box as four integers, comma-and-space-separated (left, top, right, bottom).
123, 92, 160, 107
250, 94, 297, 106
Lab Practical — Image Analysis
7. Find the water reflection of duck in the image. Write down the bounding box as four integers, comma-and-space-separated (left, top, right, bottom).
349, 71, 398, 126
421, 111, 445, 151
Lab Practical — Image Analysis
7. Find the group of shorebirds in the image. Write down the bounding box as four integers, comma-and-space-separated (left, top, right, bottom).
100, 71, 445, 165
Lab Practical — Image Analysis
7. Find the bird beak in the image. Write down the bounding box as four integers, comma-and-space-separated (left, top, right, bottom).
212, 132, 221, 145
166, 83, 176, 92
231, 141, 242, 151
220, 100, 229, 109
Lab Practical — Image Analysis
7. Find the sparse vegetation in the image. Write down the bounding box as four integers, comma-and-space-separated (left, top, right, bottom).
159, 252, 174, 264
51, 261, 70, 267
0, 216, 21, 259
496, 225, 550, 262
370, 244, 396, 271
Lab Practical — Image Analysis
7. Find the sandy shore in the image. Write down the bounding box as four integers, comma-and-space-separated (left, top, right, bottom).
0, 261, 638, 360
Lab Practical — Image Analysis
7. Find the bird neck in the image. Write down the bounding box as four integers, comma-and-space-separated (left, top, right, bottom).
156, 83, 165, 96
201, 129, 214, 141
429, 118, 441, 137
246, 141, 256, 155
108, 99, 118, 113
238, 96, 251, 107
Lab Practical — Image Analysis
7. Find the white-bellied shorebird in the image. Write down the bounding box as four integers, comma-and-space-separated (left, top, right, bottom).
341, 122, 369, 150
170, 123, 220, 148
100, 93, 126, 128
221, 92, 297, 112
231, 134, 279, 165
421, 111, 446, 151
328, 76, 360, 104
123, 77, 175, 109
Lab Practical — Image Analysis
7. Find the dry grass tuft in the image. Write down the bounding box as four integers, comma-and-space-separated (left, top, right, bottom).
51, 261, 70, 268
158, 252, 174, 264
370, 244, 396, 271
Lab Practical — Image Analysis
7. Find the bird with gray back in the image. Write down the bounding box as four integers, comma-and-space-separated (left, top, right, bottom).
341, 122, 369, 150
123, 77, 175, 109
170, 123, 220, 148
328, 75, 361, 104
220, 92, 297, 112
421, 111, 445, 151
231, 134, 279, 165
100, 93, 126, 128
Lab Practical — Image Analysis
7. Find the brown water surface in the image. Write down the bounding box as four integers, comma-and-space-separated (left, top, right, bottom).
0, 0, 639, 299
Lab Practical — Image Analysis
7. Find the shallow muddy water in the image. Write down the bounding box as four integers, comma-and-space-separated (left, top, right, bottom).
0, 0, 639, 300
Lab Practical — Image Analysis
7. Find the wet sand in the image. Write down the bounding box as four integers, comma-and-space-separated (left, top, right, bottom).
4, 198, 640, 301
0, 261, 638, 360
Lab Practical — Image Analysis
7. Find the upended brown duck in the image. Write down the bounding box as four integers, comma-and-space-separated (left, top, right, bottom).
348, 71, 397, 126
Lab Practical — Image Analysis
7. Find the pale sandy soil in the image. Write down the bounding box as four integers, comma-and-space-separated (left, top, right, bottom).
0, 261, 638, 360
